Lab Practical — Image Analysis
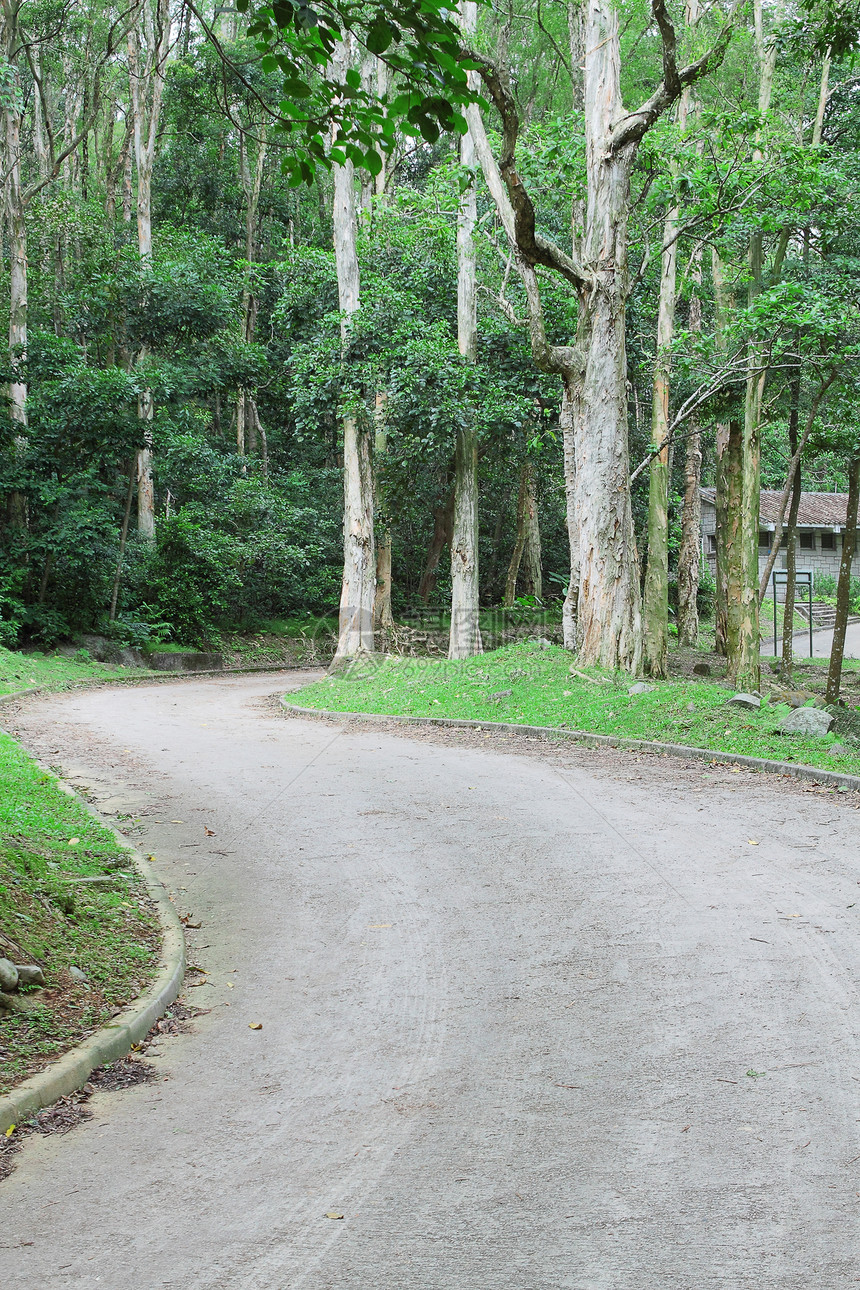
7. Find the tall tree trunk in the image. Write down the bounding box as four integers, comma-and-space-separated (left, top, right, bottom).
642, 192, 678, 676
676, 263, 703, 646
236, 121, 267, 459
3, 43, 27, 531
504, 460, 541, 604
560, 386, 580, 648
721, 418, 745, 670
128, 0, 169, 544
674, 4, 703, 649
373, 392, 394, 630
503, 461, 530, 607
643, 0, 702, 670
780, 380, 802, 678
729, 0, 779, 689
566, 0, 642, 670
449, 0, 482, 660
712, 248, 733, 657
522, 470, 542, 598
419, 485, 455, 604
468, 0, 735, 672
825, 457, 860, 704
110, 460, 137, 621
332, 37, 374, 663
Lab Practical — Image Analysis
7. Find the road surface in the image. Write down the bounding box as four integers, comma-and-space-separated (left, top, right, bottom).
2, 673, 860, 1288
763, 618, 860, 659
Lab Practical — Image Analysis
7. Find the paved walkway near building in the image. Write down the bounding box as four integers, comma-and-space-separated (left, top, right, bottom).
764, 618, 860, 659
2, 673, 860, 1288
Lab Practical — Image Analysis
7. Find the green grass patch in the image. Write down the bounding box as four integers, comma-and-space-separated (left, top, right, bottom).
760, 598, 809, 635
293, 640, 860, 778
0, 733, 160, 1093
0, 644, 153, 697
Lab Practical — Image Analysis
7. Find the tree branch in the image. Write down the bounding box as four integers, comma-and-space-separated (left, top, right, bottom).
464, 48, 593, 292
465, 98, 577, 375
610, 0, 742, 154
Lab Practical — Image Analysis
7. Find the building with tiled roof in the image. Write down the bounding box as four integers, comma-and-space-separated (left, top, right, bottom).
700, 488, 860, 587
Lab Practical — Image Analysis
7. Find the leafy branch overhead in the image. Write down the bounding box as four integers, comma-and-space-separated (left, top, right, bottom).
227, 0, 486, 183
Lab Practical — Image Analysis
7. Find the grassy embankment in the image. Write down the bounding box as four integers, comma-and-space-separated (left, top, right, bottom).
0, 646, 161, 1094
0, 644, 154, 697
292, 640, 860, 778
0, 736, 159, 1093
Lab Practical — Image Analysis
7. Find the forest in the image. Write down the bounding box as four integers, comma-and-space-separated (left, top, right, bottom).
0, 0, 857, 690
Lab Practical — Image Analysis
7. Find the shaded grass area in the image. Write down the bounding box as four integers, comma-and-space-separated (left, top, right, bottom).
293, 640, 860, 777
759, 598, 810, 636
0, 733, 159, 1094
0, 645, 153, 697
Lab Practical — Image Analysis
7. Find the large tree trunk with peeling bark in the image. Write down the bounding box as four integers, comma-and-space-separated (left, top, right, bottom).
568, 271, 642, 669
467, 0, 736, 672
331, 38, 374, 663
449, 0, 482, 660
569, 1, 642, 671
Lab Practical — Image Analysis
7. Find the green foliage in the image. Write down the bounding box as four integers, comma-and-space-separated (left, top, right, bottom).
238, 0, 483, 183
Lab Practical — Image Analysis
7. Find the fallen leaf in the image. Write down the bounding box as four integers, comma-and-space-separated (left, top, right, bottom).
68, 837, 80, 847
146, 854, 157, 862
368, 923, 392, 929
748, 839, 759, 846
226, 982, 234, 988
249, 1022, 263, 1030
325, 1212, 344, 1220
5, 1124, 14, 1137
204, 827, 215, 836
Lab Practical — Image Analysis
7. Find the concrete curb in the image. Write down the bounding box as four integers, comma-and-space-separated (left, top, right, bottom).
280, 699, 860, 793
0, 692, 185, 1135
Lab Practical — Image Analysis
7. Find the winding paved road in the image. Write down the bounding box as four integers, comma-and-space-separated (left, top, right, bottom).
2, 673, 860, 1288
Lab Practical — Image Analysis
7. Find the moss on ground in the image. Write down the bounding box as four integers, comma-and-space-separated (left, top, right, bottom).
293, 640, 860, 778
